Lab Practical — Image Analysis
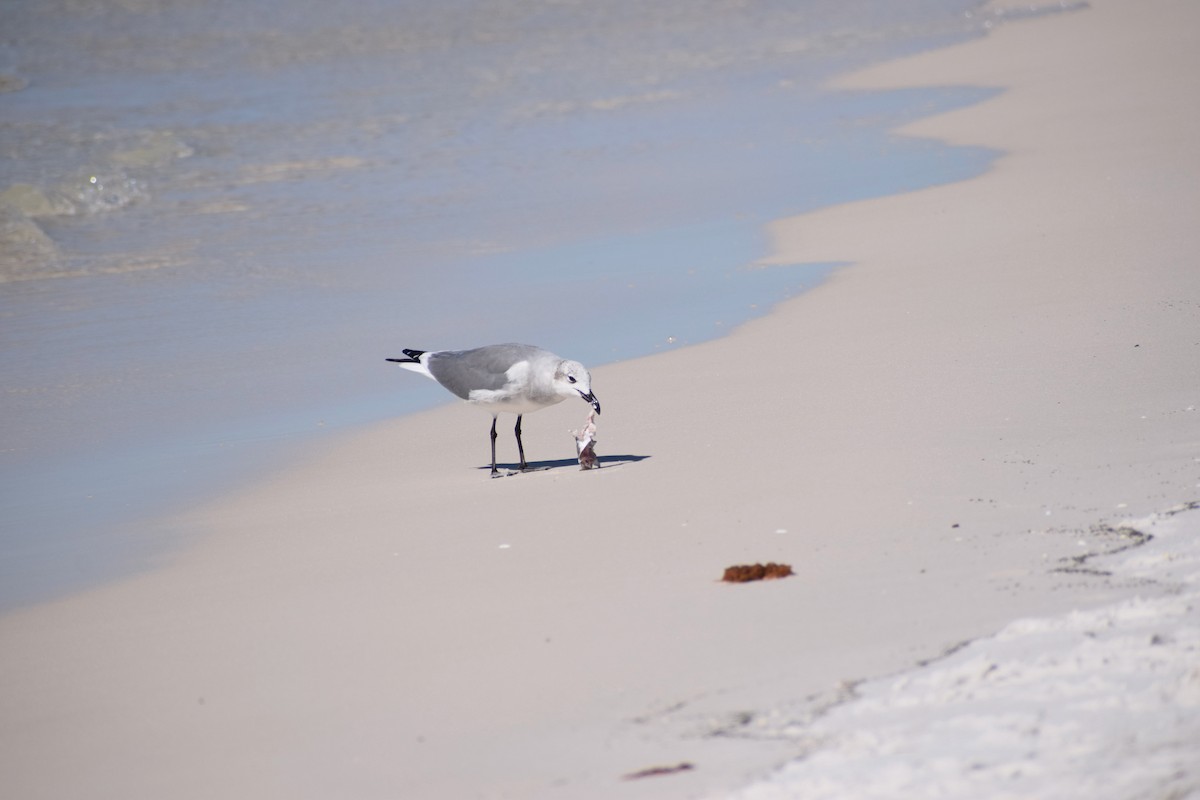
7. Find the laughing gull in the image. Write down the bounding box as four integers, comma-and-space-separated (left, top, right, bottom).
387, 343, 601, 477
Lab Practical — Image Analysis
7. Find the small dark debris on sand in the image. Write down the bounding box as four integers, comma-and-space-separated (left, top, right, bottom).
722, 562, 794, 582
622, 762, 695, 780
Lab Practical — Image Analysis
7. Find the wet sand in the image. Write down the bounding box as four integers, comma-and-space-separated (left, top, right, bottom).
2, 1, 1198, 797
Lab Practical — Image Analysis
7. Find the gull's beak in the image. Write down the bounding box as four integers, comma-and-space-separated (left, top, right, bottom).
580, 391, 600, 414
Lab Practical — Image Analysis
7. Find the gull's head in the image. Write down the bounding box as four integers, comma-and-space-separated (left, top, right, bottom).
556, 359, 600, 414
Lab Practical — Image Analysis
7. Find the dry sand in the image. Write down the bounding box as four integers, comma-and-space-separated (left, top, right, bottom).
731, 502, 1200, 800
2, 0, 1199, 797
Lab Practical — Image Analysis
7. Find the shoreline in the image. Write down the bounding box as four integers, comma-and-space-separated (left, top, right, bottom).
4, 1, 1200, 797
1, 0, 1002, 616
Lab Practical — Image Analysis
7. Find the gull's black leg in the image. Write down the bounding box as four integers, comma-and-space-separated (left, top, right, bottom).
489, 415, 500, 477
514, 414, 528, 470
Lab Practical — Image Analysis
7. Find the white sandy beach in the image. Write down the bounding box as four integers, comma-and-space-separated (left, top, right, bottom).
2, 1, 1199, 798
732, 502, 1200, 800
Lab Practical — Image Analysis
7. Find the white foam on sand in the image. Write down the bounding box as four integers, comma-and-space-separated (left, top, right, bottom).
729, 503, 1200, 800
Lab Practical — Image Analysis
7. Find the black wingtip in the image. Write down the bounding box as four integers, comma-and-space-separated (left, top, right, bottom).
386, 348, 425, 364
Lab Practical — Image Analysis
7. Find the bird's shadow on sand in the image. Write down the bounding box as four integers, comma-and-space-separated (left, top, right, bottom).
478, 454, 651, 474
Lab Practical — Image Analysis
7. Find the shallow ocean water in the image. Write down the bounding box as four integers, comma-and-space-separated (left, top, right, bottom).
0, 0, 1065, 608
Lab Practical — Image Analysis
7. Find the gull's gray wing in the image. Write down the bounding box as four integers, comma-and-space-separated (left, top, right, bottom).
426, 344, 547, 400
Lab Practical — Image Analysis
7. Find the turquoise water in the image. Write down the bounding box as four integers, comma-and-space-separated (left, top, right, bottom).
0, 0, 1056, 608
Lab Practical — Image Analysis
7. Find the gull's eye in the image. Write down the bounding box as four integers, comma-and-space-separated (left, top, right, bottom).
567, 375, 577, 384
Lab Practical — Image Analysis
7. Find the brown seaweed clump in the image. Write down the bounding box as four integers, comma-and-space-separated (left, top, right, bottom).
722, 562, 794, 583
